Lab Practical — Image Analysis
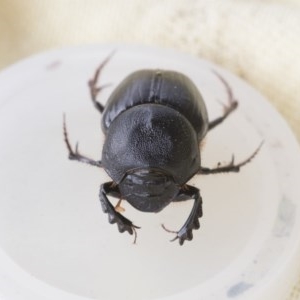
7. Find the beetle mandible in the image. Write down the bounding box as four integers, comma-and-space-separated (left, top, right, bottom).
63, 53, 261, 245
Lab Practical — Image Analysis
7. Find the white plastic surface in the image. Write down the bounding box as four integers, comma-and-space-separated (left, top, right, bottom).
0, 45, 299, 300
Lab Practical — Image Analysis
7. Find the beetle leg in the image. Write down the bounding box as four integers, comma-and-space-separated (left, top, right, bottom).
208, 71, 238, 131
63, 115, 102, 168
88, 51, 115, 113
163, 185, 202, 245
199, 142, 263, 175
100, 182, 140, 243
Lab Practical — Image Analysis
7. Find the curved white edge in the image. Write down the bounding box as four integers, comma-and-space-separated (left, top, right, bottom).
0, 44, 299, 300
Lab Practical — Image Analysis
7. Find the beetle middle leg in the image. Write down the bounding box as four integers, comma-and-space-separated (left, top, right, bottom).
63, 115, 102, 168
163, 185, 203, 246
100, 182, 140, 243
199, 142, 263, 175
208, 71, 238, 131
88, 51, 115, 113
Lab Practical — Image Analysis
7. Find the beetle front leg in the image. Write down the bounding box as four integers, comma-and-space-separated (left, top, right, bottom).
164, 186, 203, 246
100, 182, 140, 242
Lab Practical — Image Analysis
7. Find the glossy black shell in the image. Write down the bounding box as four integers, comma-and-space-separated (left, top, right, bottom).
101, 70, 209, 184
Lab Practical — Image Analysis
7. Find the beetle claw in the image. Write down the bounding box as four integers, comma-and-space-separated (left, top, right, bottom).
162, 223, 195, 245
117, 220, 140, 244
105, 209, 140, 244
175, 226, 196, 245
170, 235, 179, 243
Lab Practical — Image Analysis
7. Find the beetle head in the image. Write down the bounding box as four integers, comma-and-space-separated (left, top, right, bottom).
118, 168, 178, 213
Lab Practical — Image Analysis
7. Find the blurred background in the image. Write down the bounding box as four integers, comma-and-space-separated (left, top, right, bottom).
0, 0, 299, 299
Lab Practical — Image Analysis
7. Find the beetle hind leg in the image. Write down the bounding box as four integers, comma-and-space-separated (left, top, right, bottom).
100, 182, 140, 243
163, 186, 203, 245
88, 51, 115, 113
208, 71, 238, 131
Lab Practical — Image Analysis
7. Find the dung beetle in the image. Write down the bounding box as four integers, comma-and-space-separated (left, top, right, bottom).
63, 53, 261, 245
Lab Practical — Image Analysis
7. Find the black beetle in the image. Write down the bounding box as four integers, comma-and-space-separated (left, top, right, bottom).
63, 53, 261, 245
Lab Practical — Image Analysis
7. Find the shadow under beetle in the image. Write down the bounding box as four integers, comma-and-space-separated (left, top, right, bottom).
63, 53, 261, 245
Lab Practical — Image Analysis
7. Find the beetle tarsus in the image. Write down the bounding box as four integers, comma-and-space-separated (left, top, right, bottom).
100, 182, 140, 240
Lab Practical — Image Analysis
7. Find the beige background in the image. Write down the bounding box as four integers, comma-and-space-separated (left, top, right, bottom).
0, 0, 299, 299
